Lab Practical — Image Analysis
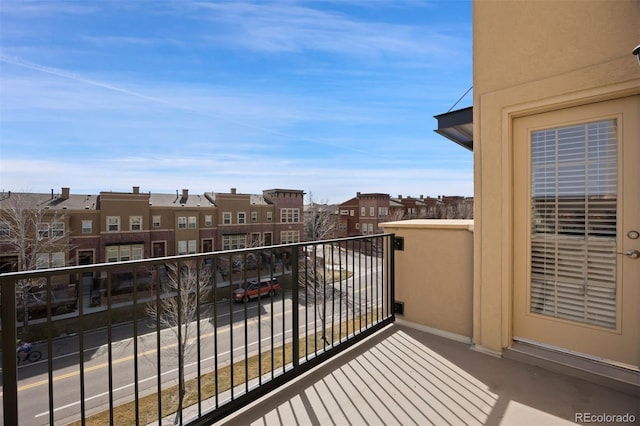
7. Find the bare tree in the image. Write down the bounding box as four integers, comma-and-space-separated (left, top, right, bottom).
304, 192, 336, 242
297, 245, 356, 347
388, 207, 406, 221
0, 192, 72, 331
146, 260, 212, 425
435, 198, 474, 219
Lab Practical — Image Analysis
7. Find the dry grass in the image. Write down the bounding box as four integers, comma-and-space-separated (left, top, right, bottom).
71, 311, 382, 425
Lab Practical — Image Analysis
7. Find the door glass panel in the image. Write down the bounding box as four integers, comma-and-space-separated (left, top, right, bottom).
530, 119, 617, 328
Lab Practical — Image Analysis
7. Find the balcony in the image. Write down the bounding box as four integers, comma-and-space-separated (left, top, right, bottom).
218, 323, 637, 425
2, 230, 638, 425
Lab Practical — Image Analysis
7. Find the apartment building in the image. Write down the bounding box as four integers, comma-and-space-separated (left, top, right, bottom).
0, 186, 304, 272
335, 192, 473, 237
335, 192, 398, 238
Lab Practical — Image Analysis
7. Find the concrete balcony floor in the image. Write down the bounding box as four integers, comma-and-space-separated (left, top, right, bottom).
218, 323, 639, 426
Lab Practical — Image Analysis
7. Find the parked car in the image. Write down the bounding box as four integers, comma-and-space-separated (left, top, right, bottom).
16, 283, 77, 320
233, 278, 280, 303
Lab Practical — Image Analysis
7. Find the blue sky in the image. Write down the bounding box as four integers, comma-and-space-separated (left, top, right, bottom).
0, 0, 472, 204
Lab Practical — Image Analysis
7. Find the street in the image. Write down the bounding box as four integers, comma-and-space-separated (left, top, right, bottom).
3, 249, 387, 425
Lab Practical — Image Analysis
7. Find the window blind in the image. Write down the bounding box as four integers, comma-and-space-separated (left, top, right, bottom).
530, 120, 617, 329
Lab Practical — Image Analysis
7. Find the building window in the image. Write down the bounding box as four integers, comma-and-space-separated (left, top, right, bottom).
356, 223, 360, 230
204, 215, 213, 226
132, 245, 143, 260
37, 224, 49, 239
350, 210, 354, 216
529, 119, 618, 329
178, 240, 187, 255
178, 240, 197, 254
223, 234, 246, 250
223, 212, 231, 224
106, 244, 144, 262
107, 216, 120, 232
152, 216, 161, 228
251, 211, 258, 222
266, 211, 273, 222
106, 246, 119, 262
281, 208, 299, 223
238, 212, 246, 224
82, 220, 92, 234
52, 222, 64, 237
202, 239, 213, 252
378, 207, 388, 216
36, 253, 49, 269
0, 223, 9, 237
130, 216, 142, 231
251, 232, 261, 245
360, 207, 366, 217
178, 217, 187, 229
338, 223, 347, 231
188, 216, 197, 229
340, 210, 349, 215
370, 207, 375, 216
281, 230, 300, 244
51, 252, 65, 267
120, 245, 131, 261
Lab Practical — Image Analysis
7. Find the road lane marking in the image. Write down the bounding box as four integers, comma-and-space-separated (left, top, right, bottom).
13, 293, 380, 398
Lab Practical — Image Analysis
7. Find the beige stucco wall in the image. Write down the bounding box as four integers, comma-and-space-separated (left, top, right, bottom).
473, 0, 640, 353
381, 220, 474, 339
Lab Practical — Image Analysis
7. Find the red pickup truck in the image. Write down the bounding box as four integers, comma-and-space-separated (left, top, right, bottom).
233, 278, 280, 303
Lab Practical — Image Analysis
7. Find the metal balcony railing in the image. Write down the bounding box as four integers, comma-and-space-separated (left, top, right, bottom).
1, 234, 395, 425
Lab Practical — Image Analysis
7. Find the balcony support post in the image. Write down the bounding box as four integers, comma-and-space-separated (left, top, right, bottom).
291, 246, 300, 367
1, 275, 19, 426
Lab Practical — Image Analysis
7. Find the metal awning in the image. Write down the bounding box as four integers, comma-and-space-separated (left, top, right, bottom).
434, 106, 473, 151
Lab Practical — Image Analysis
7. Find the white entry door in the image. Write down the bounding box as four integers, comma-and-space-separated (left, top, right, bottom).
513, 96, 639, 368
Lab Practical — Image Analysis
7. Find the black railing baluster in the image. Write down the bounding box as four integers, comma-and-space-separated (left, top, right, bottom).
228, 252, 234, 400
303, 245, 309, 361
292, 247, 299, 368
155, 264, 162, 423
212, 255, 220, 409
243, 254, 249, 395
256, 250, 262, 385
106, 270, 114, 426
177, 259, 184, 425
269, 250, 275, 379
196, 259, 203, 418
133, 267, 140, 426
78, 271, 87, 426
46, 275, 54, 425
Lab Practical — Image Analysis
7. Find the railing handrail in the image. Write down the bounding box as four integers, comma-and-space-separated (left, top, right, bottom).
0, 233, 394, 280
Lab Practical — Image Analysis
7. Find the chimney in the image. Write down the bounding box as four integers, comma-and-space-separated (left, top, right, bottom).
61, 187, 70, 200
133, 186, 140, 194
420, 195, 424, 199
398, 194, 402, 199
231, 188, 237, 195
356, 192, 361, 197
51, 189, 54, 199
182, 189, 189, 199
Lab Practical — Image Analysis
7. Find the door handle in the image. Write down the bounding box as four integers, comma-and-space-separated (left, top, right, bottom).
617, 249, 640, 259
